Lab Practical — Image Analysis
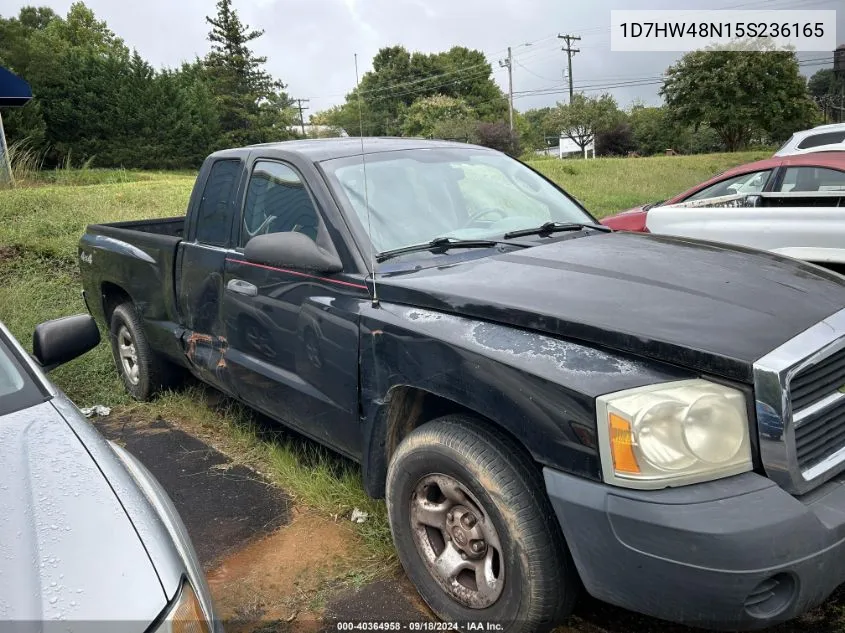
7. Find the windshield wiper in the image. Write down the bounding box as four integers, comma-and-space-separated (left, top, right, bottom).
503, 221, 611, 239
376, 237, 511, 263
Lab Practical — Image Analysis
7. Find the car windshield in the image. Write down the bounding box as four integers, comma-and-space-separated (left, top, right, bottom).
321, 148, 597, 255
0, 334, 43, 416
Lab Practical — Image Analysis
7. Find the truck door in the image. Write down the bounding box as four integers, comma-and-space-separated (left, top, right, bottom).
176, 156, 243, 394
221, 158, 364, 458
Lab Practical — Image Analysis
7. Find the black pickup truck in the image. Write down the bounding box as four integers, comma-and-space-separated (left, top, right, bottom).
80, 139, 845, 632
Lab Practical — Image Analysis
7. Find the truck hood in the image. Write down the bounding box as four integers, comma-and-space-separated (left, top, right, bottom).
0, 400, 166, 628
375, 232, 845, 382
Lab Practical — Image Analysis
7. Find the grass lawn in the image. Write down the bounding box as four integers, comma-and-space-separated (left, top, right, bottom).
0, 149, 772, 589
529, 150, 770, 216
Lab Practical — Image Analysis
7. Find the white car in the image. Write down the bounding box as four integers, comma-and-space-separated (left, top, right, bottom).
646, 190, 845, 272
775, 123, 845, 156
602, 151, 845, 272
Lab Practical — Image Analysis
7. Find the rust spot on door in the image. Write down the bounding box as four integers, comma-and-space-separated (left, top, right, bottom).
186, 332, 229, 372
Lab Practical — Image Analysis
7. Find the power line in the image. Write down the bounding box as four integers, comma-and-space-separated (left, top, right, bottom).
340, 33, 562, 102
514, 59, 562, 82
513, 57, 836, 101
297, 0, 837, 104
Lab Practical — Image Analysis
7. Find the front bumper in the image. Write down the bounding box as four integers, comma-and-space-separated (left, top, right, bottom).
544, 467, 845, 630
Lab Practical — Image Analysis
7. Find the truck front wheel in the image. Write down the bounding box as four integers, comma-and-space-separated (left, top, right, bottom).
109, 302, 179, 400
386, 415, 578, 632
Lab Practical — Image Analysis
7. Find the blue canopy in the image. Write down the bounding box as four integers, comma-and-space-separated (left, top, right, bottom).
0, 66, 32, 107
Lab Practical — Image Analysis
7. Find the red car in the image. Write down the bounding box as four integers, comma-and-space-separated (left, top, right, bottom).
601, 151, 845, 232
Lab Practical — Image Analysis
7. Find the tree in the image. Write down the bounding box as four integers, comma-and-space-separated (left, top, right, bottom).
401, 94, 476, 138
204, 0, 294, 146
681, 124, 722, 154
319, 45, 507, 137
474, 121, 520, 156
808, 68, 842, 100
629, 105, 684, 155
548, 93, 623, 153
0, 6, 58, 75
10, 3, 133, 164
311, 104, 359, 136
432, 116, 479, 143
521, 107, 559, 150
49, 1, 125, 55
433, 47, 508, 120
808, 68, 845, 123
661, 48, 818, 151
0, 3, 225, 168
595, 122, 635, 156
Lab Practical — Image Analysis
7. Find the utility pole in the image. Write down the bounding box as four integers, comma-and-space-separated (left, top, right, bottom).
295, 98, 310, 136
498, 47, 514, 131
558, 34, 581, 103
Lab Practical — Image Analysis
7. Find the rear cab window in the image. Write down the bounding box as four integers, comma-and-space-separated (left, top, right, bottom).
194, 159, 242, 246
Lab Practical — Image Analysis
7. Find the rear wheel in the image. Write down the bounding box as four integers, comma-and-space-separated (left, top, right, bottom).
386, 415, 579, 632
109, 302, 180, 400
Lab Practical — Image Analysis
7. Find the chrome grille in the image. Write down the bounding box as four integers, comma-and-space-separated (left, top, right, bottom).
794, 397, 845, 470
790, 347, 845, 412
790, 347, 845, 473
753, 307, 845, 496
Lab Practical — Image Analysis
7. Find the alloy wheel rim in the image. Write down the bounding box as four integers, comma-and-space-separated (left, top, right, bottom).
409, 473, 505, 609
117, 325, 140, 385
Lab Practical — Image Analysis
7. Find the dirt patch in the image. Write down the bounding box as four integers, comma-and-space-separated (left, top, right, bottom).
94, 414, 292, 566
96, 407, 429, 631
0, 245, 22, 264
208, 511, 356, 632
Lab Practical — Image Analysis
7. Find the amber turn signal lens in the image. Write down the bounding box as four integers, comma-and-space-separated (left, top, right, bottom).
609, 413, 640, 474
170, 582, 210, 633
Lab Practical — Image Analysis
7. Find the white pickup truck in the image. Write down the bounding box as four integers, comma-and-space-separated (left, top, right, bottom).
646, 190, 845, 272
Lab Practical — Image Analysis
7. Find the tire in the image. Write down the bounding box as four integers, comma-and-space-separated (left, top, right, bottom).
386, 415, 578, 633
109, 302, 180, 401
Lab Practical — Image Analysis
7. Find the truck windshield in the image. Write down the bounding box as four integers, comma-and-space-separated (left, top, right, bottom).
320, 148, 598, 255
0, 335, 43, 416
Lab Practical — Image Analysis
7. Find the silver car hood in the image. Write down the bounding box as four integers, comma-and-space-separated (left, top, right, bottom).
0, 400, 166, 629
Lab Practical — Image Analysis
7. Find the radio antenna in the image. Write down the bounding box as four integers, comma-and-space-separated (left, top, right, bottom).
355, 53, 378, 307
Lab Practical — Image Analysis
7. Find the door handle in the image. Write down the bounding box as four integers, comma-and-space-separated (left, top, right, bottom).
226, 279, 258, 297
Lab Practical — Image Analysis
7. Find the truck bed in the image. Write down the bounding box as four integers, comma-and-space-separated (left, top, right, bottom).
86, 216, 185, 239
79, 216, 186, 365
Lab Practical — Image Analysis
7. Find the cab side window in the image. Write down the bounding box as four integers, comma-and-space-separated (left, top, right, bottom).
240, 161, 320, 247
684, 170, 771, 201
195, 159, 241, 246
779, 167, 845, 192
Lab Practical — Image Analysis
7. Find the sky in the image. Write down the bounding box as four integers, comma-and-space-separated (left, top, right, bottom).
4, 0, 843, 116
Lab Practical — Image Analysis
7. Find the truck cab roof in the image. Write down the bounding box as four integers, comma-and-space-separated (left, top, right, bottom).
210, 137, 492, 163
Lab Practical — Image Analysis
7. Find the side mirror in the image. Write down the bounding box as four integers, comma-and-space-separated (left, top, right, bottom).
745, 194, 763, 208
33, 314, 101, 371
244, 232, 342, 273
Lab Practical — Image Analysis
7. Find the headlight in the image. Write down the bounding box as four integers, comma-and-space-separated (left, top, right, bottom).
155, 580, 211, 633
596, 379, 752, 489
